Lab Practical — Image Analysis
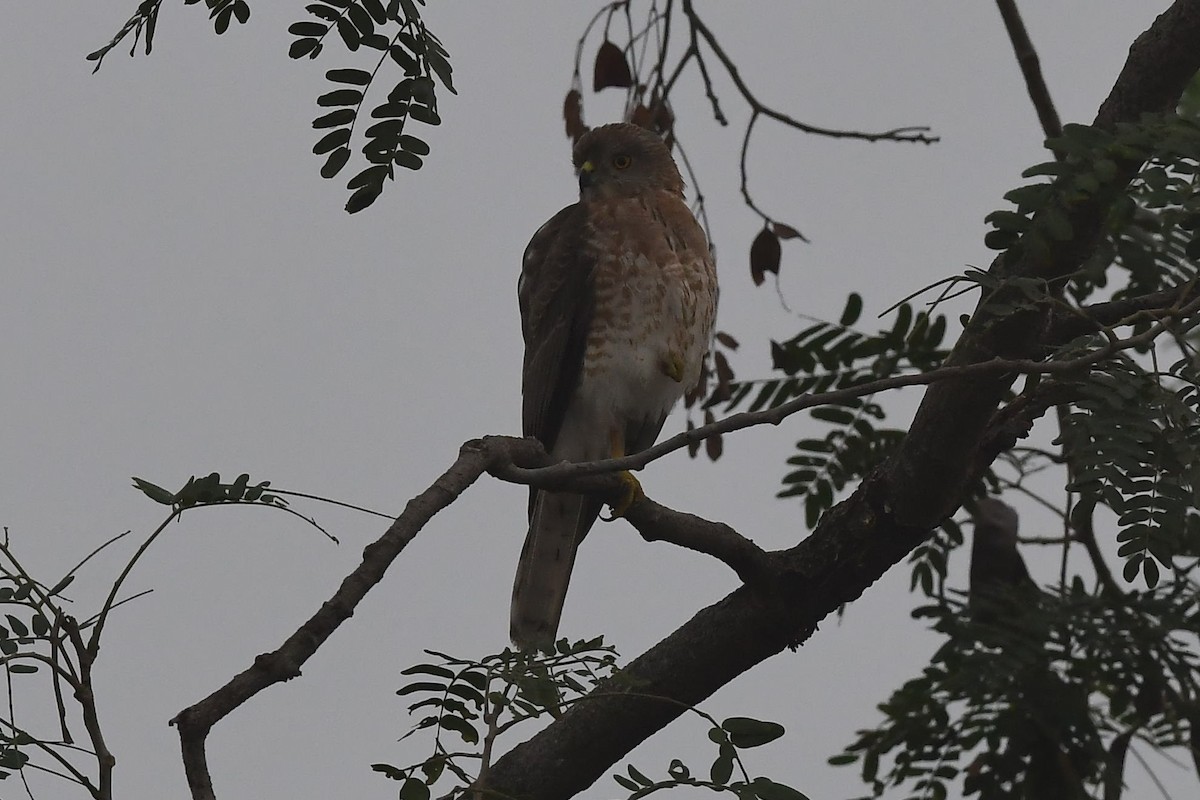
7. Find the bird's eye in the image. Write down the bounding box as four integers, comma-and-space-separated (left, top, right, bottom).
612, 154, 633, 170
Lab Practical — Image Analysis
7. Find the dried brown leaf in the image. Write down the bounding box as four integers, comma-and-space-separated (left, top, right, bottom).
630, 103, 654, 130
715, 331, 739, 350
687, 418, 700, 458
563, 89, 586, 143
771, 221, 807, 241
749, 226, 781, 286
593, 40, 633, 91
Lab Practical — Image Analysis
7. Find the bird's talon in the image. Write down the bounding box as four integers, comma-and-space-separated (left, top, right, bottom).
603, 471, 643, 520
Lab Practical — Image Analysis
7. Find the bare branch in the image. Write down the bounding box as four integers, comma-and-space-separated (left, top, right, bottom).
170, 439, 498, 800
995, 0, 1063, 142
682, 0, 937, 145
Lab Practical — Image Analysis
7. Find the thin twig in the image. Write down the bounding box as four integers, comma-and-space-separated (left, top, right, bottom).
682, 0, 937, 145
995, 0, 1063, 143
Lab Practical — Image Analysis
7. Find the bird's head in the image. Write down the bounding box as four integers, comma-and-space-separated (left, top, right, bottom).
572, 122, 684, 199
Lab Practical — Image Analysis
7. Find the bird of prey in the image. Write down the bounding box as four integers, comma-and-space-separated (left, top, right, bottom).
511, 122, 718, 649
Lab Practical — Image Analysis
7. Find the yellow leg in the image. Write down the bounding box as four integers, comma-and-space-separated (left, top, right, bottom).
661, 351, 685, 383
601, 429, 643, 520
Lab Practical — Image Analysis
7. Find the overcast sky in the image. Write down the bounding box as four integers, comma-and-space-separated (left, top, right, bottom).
0, 2, 1190, 799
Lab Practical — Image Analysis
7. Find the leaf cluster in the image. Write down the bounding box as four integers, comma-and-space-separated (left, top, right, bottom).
373, 639, 809, 800
87, 1, 251, 72
372, 638, 620, 799
1060, 352, 1200, 586
612, 716, 807, 800
720, 293, 950, 528
983, 115, 1200, 305
132, 472, 286, 511
835, 578, 1200, 800
288, 0, 454, 212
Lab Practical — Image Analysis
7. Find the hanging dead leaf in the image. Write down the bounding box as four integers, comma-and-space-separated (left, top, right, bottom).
630, 103, 653, 130
563, 89, 586, 142
749, 226, 781, 286
704, 410, 723, 461
687, 418, 700, 458
715, 331, 739, 350
593, 40, 633, 91
771, 221, 808, 242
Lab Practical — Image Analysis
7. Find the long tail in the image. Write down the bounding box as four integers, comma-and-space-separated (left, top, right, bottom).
510, 491, 590, 649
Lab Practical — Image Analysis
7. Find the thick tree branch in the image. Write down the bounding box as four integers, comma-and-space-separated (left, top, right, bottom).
482, 5, 1200, 797
623, 496, 772, 585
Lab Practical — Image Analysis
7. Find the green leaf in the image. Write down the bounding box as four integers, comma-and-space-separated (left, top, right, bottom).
626, 765, 652, 786
313, 128, 351, 154
47, 574, 75, 597
289, 38, 320, 59
750, 777, 809, 800
395, 151, 423, 170
132, 477, 177, 505
289, 21, 327, 37
399, 778, 430, 800
214, 6, 234, 35
408, 105, 441, 125
321, 147, 351, 179
347, 2, 374, 36
327, 68, 372, 86
1042, 207, 1073, 241
6, 616, 29, 638
336, 16, 360, 49
839, 292, 863, 326
613, 774, 640, 792
371, 102, 409, 119
399, 134, 430, 155
425, 47, 456, 94
710, 747, 735, 784
395, 681, 447, 697
371, 763, 406, 780
361, 0, 387, 24
317, 89, 363, 107
438, 713, 478, 744
722, 716, 785, 748
313, 109, 355, 128
347, 164, 388, 190
304, 4, 341, 22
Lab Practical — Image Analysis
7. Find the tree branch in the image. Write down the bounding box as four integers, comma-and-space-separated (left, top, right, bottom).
171, 439, 499, 800
498, 298, 1200, 490
682, 0, 937, 145
995, 0, 1063, 142
482, 5, 1200, 796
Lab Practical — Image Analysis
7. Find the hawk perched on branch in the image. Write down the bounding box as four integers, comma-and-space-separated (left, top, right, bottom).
511, 123, 719, 649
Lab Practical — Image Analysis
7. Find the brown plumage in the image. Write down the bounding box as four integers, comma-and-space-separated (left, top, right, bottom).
511, 123, 718, 649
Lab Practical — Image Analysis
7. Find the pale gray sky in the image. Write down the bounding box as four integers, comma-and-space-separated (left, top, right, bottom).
0, 2, 1186, 799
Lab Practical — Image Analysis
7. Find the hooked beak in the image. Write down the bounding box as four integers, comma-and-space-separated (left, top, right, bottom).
577, 159, 596, 190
